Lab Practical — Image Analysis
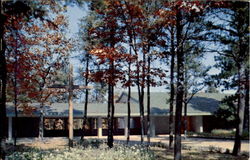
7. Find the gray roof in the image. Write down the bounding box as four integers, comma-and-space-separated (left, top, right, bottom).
6, 92, 229, 117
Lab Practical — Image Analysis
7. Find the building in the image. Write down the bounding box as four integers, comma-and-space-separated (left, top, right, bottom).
6, 92, 228, 141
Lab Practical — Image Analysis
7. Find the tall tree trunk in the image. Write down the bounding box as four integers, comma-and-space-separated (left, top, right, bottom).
127, 46, 132, 144
147, 55, 151, 145
132, 29, 145, 143
0, 0, 7, 158
183, 100, 187, 139
38, 82, 45, 140
81, 53, 89, 140
243, 67, 249, 132
13, 29, 18, 146
169, 25, 175, 149
139, 56, 146, 144
183, 66, 188, 139
110, 85, 115, 147
232, 65, 246, 156
13, 53, 18, 146
174, 8, 184, 160
107, 62, 115, 148
107, 84, 112, 148
38, 102, 44, 139
136, 52, 144, 143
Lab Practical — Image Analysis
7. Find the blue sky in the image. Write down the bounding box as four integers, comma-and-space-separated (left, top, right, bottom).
65, 5, 235, 94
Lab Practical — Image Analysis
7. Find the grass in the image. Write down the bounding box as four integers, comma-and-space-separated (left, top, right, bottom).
7, 140, 154, 160
6, 139, 249, 160
151, 147, 249, 160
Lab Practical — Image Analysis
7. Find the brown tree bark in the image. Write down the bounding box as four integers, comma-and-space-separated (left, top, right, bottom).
183, 65, 188, 139
243, 67, 249, 132
13, 27, 18, 146
169, 25, 175, 149
174, 7, 184, 160
81, 53, 89, 140
147, 53, 151, 145
107, 62, 115, 148
126, 46, 132, 144
232, 65, 246, 156
0, 0, 7, 158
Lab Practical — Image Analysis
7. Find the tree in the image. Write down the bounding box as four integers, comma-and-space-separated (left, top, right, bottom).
4, 15, 37, 145
88, 0, 132, 148
156, 2, 177, 148
0, 0, 34, 158
116, 1, 166, 144
28, 2, 70, 140
215, 95, 237, 129
183, 48, 209, 138
206, 1, 249, 155
160, 1, 208, 159
4, 0, 70, 141
77, 10, 98, 140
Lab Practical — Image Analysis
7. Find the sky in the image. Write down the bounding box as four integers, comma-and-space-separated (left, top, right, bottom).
65, 5, 235, 94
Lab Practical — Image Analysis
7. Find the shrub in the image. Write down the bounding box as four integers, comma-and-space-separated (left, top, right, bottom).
187, 129, 249, 140
211, 129, 235, 135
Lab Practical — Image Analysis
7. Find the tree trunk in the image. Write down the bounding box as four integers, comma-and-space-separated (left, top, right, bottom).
183, 101, 187, 139
132, 29, 144, 143
127, 46, 132, 144
183, 66, 188, 139
107, 62, 115, 148
111, 85, 115, 147
136, 55, 144, 143
38, 103, 44, 139
0, 0, 7, 157
13, 30, 18, 146
174, 8, 184, 160
147, 55, 151, 145
232, 65, 246, 156
81, 53, 89, 140
169, 25, 175, 149
243, 67, 249, 132
107, 84, 112, 148
127, 84, 131, 144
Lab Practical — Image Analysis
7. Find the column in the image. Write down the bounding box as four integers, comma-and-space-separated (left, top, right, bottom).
124, 117, 128, 137
97, 117, 102, 137
150, 116, 156, 137
8, 117, 12, 141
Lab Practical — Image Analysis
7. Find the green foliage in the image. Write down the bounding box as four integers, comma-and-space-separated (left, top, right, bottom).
188, 130, 249, 140
211, 129, 234, 135
215, 95, 237, 128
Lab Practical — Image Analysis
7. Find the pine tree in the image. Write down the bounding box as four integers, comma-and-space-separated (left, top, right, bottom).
206, 2, 249, 155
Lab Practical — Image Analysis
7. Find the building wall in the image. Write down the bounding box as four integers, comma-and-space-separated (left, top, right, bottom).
203, 115, 230, 132
154, 116, 169, 134
191, 116, 203, 133
15, 117, 39, 137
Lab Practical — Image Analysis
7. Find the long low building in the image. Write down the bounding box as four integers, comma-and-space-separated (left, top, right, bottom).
5, 92, 228, 140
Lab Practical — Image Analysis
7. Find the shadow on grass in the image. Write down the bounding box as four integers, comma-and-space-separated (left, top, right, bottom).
150, 147, 249, 160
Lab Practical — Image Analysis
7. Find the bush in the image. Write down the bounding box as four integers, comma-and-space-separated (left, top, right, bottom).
211, 129, 235, 135
187, 129, 249, 140
77, 139, 104, 148
7, 143, 155, 160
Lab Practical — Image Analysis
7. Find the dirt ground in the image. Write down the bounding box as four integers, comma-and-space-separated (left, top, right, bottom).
151, 147, 248, 160
113, 135, 250, 153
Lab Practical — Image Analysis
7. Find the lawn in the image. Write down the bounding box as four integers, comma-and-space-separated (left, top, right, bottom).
6, 139, 249, 160
151, 147, 248, 160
